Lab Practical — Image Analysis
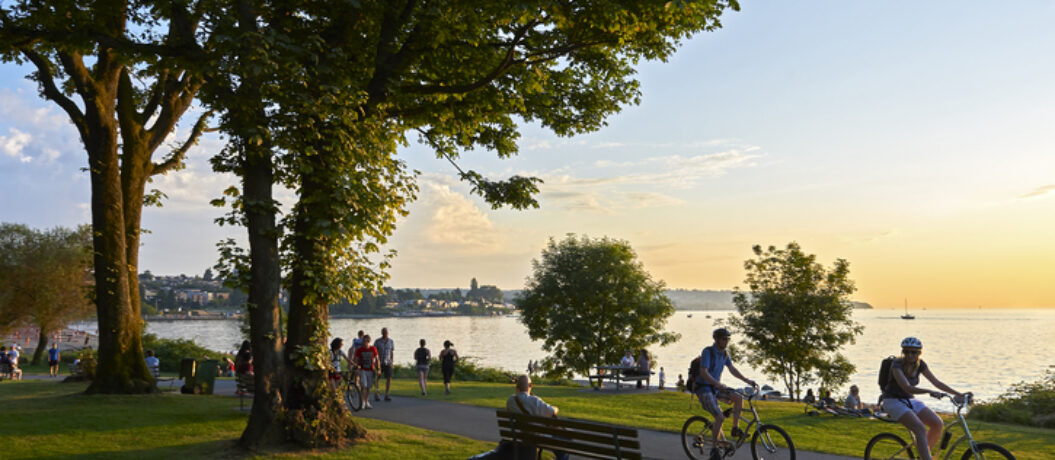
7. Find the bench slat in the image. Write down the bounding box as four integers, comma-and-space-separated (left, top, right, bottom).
497, 426, 641, 450
496, 410, 637, 437
498, 431, 642, 460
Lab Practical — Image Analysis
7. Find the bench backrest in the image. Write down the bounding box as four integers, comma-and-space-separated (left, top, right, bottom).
496, 410, 641, 460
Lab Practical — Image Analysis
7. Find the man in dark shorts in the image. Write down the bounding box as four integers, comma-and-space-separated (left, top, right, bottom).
695, 328, 756, 460
374, 327, 394, 402
48, 343, 61, 377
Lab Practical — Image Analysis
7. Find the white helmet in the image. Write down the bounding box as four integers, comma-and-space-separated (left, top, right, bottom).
900, 337, 922, 349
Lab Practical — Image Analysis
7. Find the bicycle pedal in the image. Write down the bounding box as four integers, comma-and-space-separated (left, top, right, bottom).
722, 408, 733, 418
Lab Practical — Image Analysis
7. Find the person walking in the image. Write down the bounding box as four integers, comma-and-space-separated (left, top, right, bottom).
374, 328, 395, 402
881, 337, 969, 460
414, 339, 431, 396
47, 343, 61, 377
439, 340, 459, 395
695, 328, 757, 460
353, 335, 379, 409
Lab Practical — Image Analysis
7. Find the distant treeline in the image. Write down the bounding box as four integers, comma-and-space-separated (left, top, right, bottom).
664, 289, 873, 310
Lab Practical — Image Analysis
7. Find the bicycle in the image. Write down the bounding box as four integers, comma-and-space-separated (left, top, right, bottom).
340, 370, 363, 412
682, 387, 796, 460
864, 393, 1014, 460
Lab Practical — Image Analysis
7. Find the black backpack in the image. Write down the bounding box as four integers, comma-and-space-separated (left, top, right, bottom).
687, 356, 701, 392
878, 356, 896, 393
687, 347, 719, 393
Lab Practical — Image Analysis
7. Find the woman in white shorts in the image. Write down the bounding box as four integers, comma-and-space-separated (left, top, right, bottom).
881, 337, 969, 460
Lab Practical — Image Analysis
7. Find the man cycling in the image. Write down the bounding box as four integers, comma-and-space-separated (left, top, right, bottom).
695, 328, 757, 460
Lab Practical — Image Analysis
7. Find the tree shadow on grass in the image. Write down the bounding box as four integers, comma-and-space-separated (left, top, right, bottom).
25, 439, 246, 460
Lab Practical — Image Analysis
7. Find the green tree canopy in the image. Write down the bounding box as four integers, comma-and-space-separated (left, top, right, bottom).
0, 223, 94, 364
517, 235, 679, 378
727, 242, 863, 401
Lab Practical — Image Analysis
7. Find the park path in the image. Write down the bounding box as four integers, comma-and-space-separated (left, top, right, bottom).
353, 394, 855, 460
22, 375, 854, 459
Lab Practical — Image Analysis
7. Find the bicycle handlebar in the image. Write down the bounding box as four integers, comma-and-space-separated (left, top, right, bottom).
934, 392, 973, 407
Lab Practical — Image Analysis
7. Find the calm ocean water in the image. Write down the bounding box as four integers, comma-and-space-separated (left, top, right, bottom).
81, 308, 1055, 412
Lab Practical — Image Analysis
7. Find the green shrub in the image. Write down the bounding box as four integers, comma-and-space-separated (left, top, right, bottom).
392, 356, 575, 386
972, 370, 1055, 428
141, 333, 222, 373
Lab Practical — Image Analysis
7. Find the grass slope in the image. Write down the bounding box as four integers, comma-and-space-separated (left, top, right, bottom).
0, 380, 489, 459
392, 379, 1055, 459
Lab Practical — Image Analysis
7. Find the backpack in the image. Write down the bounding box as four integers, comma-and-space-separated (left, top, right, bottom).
877, 356, 896, 393
687, 347, 719, 393
687, 356, 701, 392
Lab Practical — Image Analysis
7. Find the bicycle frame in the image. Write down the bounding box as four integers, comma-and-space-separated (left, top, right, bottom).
886, 394, 986, 460
703, 388, 763, 450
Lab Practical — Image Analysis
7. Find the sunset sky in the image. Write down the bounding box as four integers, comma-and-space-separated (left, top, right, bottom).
2, 2, 1053, 308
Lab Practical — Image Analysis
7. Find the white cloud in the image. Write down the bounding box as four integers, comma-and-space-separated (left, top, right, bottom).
1020, 184, 1055, 199
0, 128, 32, 162
420, 179, 507, 253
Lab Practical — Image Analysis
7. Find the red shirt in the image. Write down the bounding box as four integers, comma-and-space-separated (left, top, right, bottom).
355, 346, 378, 371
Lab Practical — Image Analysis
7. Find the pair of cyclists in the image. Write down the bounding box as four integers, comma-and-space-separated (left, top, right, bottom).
695, 329, 967, 460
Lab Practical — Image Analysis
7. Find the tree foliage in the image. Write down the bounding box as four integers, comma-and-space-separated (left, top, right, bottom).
1, 0, 213, 393
201, 0, 739, 448
0, 223, 94, 365
517, 235, 679, 378
727, 243, 863, 401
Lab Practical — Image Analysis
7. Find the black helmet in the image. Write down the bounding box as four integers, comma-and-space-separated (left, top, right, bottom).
713, 328, 732, 339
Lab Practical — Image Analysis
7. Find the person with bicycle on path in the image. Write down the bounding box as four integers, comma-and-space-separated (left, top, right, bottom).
882, 337, 970, 460
695, 328, 757, 460
328, 337, 349, 391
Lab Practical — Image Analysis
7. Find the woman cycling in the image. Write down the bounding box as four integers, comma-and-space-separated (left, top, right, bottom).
882, 337, 970, 460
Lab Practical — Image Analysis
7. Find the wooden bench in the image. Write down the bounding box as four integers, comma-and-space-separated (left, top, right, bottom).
496, 409, 641, 459
236, 373, 255, 410
68, 362, 83, 378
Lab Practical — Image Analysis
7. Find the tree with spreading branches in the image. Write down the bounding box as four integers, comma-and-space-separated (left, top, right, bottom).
205, 0, 741, 449
728, 243, 863, 401
0, 1, 213, 393
0, 223, 94, 365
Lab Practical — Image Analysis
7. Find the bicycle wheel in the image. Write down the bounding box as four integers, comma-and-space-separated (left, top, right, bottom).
750, 424, 795, 460
864, 432, 916, 460
681, 415, 715, 460
961, 442, 1015, 460
344, 382, 363, 412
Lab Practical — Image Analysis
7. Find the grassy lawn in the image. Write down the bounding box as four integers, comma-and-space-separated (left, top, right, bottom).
390, 379, 1055, 459
0, 379, 489, 459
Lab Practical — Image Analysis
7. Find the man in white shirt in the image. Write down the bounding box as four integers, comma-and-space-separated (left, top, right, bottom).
373, 327, 395, 402
145, 349, 160, 378
506, 374, 568, 460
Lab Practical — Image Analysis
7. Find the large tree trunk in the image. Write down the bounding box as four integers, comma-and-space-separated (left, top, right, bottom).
85, 129, 155, 394
230, 0, 290, 448
281, 151, 364, 447
238, 134, 287, 448
31, 328, 49, 365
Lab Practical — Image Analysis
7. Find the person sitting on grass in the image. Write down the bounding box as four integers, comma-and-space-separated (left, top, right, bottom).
145, 350, 160, 378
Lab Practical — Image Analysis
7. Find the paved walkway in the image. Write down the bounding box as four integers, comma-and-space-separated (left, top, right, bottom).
21, 375, 854, 459
353, 395, 854, 460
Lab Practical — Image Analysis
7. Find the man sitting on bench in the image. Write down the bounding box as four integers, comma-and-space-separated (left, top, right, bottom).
507, 374, 569, 460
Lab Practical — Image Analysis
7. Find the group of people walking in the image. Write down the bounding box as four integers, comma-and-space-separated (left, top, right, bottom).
693, 328, 968, 460
328, 328, 461, 408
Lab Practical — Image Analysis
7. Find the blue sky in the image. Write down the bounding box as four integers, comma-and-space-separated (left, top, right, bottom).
3, 2, 1054, 307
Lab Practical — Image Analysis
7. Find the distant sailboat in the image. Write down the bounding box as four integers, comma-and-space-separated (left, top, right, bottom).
901, 299, 915, 320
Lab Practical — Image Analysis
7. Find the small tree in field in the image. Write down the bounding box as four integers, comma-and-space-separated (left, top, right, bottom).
517, 235, 679, 378
728, 243, 862, 400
